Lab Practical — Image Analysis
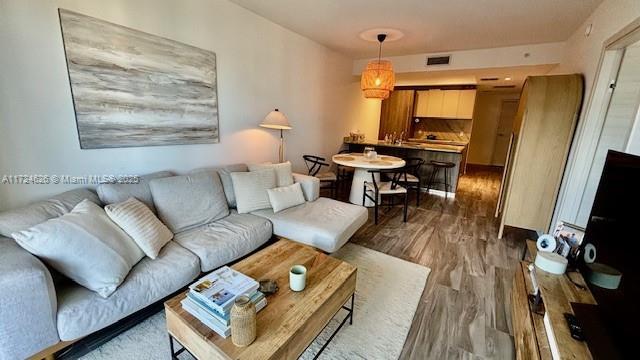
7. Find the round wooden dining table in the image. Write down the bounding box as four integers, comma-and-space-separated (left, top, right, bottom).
332, 153, 405, 207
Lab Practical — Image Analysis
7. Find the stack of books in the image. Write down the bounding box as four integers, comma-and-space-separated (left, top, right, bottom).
181, 266, 267, 338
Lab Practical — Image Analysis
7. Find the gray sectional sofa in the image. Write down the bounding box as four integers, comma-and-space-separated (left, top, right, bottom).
0, 164, 367, 360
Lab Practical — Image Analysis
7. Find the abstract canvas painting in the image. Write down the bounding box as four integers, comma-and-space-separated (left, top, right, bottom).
58, 9, 219, 149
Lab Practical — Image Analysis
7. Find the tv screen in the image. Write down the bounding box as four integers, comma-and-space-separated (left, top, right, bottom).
579, 150, 640, 358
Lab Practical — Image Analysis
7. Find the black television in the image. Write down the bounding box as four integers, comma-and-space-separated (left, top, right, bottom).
575, 150, 640, 359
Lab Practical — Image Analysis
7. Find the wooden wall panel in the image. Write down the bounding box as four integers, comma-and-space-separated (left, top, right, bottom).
378, 90, 415, 139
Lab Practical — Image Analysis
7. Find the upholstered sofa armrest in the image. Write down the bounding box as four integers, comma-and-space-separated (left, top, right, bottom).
0, 237, 59, 360
292, 173, 320, 202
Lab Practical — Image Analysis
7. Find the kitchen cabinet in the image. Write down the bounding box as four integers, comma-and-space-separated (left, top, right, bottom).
456, 90, 476, 119
442, 90, 460, 118
414, 89, 476, 119
425, 90, 444, 117
378, 90, 415, 140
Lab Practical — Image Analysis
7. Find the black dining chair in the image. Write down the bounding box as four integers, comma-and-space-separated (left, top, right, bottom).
303, 155, 337, 199
363, 168, 409, 225
397, 158, 425, 206
336, 149, 354, 190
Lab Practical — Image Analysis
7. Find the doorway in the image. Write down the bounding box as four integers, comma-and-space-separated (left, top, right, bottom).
491, 99, 519, 166
554, 21, 640, 229
576, 40, 640, 223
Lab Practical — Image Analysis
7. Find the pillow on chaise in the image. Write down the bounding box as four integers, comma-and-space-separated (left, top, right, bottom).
231, 169, 277, 214
267, 183, 306, 213
12, 199, 144, 298
149, 172, 229, 233
248, 161, 293, 187
105, 197, 173, 259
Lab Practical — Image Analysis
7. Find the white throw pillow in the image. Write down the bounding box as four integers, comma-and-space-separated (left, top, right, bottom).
267, 183, 306, 213
12, 199, 144, 298
231, 169, 277, 214
248, 161, 293, 187
105, 197, 173, 259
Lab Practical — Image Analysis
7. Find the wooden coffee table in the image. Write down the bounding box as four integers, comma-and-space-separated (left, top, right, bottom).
164, 239, 357, 360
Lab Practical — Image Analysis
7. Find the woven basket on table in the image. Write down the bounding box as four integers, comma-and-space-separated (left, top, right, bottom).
231, 295, 256, 347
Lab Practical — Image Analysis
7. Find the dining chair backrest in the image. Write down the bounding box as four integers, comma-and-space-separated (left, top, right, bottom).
303, 155, 329, 176
403, 157, 425, 175
367, 168, 407, 191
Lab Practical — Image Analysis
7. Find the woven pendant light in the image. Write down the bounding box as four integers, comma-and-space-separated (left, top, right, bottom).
361, 34, 395, 99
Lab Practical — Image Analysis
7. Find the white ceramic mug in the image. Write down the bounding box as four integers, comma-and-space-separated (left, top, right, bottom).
289, 265, 307, 292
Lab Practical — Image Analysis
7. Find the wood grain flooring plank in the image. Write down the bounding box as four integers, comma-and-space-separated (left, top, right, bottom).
347, 166, 533, 360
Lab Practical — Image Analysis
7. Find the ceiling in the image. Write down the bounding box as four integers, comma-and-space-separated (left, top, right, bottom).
390, 64, 558, 92
229, 0, 603, 58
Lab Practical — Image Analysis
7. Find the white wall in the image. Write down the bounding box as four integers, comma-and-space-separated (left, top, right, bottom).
0, 0, 358, 210
467, 92, 521, 165
552, 0, 640, 228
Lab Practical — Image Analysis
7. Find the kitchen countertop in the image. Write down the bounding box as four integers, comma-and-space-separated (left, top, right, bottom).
407, 138, 469, 146
345, 140, 465, 154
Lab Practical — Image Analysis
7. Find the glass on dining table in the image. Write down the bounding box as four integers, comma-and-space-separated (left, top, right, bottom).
363, 146, 377, 160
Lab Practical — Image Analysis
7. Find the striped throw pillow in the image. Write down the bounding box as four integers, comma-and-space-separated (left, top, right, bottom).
105, 197, 173, 259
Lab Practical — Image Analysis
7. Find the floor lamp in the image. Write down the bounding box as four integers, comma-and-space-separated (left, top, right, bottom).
259, 109, 292, 163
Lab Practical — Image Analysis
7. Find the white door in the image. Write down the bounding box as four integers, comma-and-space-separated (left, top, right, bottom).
576, 41, 640, 224
491, 100, 519, 166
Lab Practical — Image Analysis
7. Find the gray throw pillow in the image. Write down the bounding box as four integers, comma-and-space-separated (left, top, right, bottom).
231, 169, 277, 214
149, 172, 229, 233
0, 188, 100, 237
97, 171, 173, 213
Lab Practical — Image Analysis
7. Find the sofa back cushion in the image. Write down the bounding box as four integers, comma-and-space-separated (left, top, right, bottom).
248, 162, 293, 187
11, 199, 144, 298
97, 171, 173, 213
231, 169, 277, 214
0, 188, 100, 237
190, 164, 247, 208
149, 172, 229, 233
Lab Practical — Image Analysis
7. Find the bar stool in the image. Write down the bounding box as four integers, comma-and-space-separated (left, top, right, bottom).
426, 160, 456, 199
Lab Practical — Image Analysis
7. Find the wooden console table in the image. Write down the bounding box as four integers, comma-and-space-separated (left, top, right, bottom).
511, 240, 596, 359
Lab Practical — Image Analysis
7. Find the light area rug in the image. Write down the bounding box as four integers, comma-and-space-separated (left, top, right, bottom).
79, 243, 430, 360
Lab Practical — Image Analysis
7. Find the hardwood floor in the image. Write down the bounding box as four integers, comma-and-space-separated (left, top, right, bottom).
337, 165, 533, 359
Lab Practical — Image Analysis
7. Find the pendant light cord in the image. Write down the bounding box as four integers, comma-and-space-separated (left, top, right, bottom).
375, 34, 385, 82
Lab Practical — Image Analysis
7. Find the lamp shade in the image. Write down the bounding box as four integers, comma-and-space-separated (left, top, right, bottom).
360, 60, 395, 99
260, 109, 292, 130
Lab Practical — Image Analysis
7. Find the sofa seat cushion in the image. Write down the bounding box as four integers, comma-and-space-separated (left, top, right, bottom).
55, 242, 200, 341
174, 211, 272, 272
251, 198, 367, 253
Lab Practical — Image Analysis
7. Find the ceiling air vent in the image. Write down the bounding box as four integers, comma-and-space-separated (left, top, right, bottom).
480, 77, 499, 81
493, 85, 517, 89
426, 55, 451, 66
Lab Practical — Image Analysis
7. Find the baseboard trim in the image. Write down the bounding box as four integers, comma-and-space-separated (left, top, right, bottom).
419, 188, 456, 199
